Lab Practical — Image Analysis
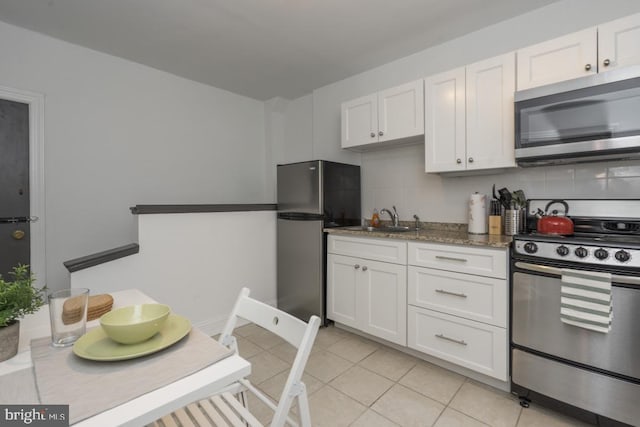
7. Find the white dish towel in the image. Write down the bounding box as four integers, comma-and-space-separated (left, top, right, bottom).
560, 269, 612, 333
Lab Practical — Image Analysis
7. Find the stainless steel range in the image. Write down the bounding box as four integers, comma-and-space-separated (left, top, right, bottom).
511, 199, 640, 427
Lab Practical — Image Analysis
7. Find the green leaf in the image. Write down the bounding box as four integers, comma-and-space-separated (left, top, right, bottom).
0, 264, 47, 327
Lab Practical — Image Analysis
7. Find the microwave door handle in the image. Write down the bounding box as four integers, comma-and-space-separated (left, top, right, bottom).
514, 261, 640, 287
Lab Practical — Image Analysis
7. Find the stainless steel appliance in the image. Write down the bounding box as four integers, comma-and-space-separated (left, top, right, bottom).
511, 199, 640, 426
277, 160, 360, 324
515, 66, 640, 166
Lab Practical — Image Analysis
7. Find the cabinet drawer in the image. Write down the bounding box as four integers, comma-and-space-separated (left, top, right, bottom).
328, 235, 407, 265
408, 305, 507, 381
408, 242, 507, 278
408, 266, 507, 327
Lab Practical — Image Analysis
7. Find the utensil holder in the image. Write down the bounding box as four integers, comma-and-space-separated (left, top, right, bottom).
504, 209, 525, 236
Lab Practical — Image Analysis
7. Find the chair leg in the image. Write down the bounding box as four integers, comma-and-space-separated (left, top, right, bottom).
239, 390, 249, 408
297, 392, 312, 427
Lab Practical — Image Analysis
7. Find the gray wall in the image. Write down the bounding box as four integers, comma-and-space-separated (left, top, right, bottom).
0, 21, 268, 291
277, 0, 640, 222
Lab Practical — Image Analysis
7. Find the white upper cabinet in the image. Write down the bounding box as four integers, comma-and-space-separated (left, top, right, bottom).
341, 94, 377, 148
599, 13, 640, 72
516, 28, 597, 91
341, 80, 424, 150
517, 13, 640, 91
466, 54, 516, 171
377, 81, 424, 143
425, 52, 516, 173
424, 67, 466, 172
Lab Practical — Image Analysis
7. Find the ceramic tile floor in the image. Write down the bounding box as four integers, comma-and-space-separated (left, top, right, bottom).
229, 323, 592, 427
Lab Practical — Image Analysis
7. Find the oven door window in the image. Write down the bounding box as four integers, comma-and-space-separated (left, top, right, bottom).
516, 77, 640, 148
512, 270, 640, 380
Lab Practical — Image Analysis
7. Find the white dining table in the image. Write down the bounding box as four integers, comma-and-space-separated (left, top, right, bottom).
0, 289, 251, 426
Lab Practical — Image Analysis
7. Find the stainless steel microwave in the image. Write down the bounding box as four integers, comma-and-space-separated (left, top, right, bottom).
515, 66, 640, 166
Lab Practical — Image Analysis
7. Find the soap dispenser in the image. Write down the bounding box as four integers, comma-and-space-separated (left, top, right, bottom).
371, 209, 380, 227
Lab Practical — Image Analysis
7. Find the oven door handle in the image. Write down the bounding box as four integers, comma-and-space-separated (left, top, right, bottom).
515, 261, 640, 286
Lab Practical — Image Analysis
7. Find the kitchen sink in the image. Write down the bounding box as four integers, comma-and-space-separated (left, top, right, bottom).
341, 225, 413, 232
381, 225, 412, 232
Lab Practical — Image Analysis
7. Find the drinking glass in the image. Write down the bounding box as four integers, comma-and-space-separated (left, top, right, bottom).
48, 288, 90, 347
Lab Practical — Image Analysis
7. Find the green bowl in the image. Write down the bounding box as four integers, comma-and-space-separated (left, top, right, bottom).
100, 304, 171, 344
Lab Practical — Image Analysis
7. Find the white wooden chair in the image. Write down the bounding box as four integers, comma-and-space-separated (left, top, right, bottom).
151, 287, 321, 427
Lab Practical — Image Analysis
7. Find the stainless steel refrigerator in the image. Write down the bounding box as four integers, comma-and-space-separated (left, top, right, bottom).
277, 160, 360, 324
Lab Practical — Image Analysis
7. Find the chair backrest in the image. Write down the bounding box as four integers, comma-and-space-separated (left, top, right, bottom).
219, 288, 320, 427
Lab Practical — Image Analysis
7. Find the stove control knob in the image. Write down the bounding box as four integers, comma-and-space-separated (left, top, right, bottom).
594, 248, 609, 260
574, 247, 589, 258
615, 250, 631, 263
523, 242, 538, 254
556, 245, 570, 256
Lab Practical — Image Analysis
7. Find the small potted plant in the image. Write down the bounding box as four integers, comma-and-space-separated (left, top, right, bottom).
0, 264, 46, 362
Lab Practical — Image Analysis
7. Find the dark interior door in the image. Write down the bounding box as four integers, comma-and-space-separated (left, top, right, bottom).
0, 98, 30, 278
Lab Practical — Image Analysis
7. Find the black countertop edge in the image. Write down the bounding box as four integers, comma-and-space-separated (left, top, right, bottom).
130, 204, 278, 215
64, 243, 140, 273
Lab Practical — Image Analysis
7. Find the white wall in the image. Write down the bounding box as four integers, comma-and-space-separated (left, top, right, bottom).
0, 21, 268, 291
70, 211, 277, 335
283, 0, 640, 223
264, 94, 315, 201
5, 0, 640, 291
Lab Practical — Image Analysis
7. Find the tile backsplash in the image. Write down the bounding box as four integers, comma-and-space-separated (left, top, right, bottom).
361, 144, 640, 224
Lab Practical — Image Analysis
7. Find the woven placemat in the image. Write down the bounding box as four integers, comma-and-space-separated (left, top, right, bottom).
31, 327, 233, 424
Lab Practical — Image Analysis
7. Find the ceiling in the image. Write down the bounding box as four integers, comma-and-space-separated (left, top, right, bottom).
0, 0, 560, 100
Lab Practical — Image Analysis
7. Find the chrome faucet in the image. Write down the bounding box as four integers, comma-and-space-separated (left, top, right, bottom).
380, 206, 400, 227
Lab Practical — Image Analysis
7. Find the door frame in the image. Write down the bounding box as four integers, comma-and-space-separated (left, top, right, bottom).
0, 85, 45, 283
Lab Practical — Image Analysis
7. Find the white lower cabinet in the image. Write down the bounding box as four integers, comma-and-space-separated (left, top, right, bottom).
360, 257, 407, 345
327, 236, 407, 346
326, 253, 359, 328
408, 266, 507, 327
327, 253, 407, 346
408, 305, 507, 381
407, 241, 509, 381
327, 235, 509, 382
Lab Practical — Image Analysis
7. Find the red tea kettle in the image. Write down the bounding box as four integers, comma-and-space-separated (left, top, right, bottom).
536, 200, 574, 235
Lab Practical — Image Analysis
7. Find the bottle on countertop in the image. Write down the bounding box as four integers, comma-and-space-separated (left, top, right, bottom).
371, 209, 380, 227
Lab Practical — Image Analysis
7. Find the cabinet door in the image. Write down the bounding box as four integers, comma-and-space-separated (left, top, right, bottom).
326, 254, 359, 328
599, 12, 640, 72
424, 67, 466, 172
466, 53, 516, 170
378, 80, 424, 143
359, 258, 407, 346
341, 94, 377, 149
516, 28, 597, 90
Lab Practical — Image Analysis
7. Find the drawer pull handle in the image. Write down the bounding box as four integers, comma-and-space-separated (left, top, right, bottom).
435, 289, 467, 298
435, 333, 467, 346
435, 255, 468, 263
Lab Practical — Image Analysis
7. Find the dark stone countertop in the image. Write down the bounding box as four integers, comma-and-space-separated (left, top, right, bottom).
325, 222, 512, 249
